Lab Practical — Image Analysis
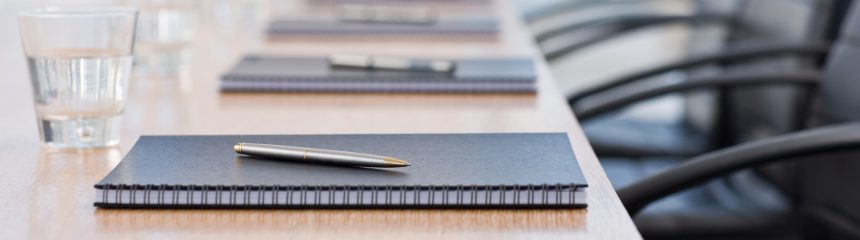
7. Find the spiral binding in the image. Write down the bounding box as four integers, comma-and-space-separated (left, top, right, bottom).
96, 184, 582, 207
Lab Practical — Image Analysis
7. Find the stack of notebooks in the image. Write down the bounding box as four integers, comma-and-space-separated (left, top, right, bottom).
220, 55, 536, 93
94, 133, 588, 208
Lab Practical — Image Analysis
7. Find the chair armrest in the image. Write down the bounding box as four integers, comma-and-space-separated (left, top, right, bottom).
542, 14, 730, 61
568, 42, 831, 104
575, 71, 821, 120
619, 122, 860, 215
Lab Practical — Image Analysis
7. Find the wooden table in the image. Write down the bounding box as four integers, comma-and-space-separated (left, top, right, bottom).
0, 1, 641, 239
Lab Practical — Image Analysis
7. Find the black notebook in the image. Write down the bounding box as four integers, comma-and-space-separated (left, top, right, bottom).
267, 15, 498, 37
94, 133, 587, 208
307, 0, 491, 6
220, 55, 536, 93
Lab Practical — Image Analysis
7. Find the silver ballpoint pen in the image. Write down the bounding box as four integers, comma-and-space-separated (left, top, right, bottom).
234, 143, 411, 168
328, 54, 456, 73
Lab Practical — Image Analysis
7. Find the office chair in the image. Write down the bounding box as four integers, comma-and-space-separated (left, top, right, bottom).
571, 0, 842, 158
604, 1, 860, 238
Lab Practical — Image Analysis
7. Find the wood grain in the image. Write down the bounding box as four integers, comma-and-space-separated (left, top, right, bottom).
0, 1, 641, 239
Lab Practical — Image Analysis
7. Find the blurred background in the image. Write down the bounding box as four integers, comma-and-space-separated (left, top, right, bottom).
0, 0, 710, 131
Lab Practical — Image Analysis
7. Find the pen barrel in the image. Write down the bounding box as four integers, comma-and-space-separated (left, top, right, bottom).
328, 54, 454, 73
236, 143, 395, 167
306, 149, 392, 167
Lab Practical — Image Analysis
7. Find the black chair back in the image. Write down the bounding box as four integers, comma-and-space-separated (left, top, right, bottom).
684, 0, 844, 197
685, 0, 837, 146
723, 0, 837, 142
800, 1, 860, 236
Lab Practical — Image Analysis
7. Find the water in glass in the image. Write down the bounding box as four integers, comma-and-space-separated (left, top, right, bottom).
28, 48, 132, 148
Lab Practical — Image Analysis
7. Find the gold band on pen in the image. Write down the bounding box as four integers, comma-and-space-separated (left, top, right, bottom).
383, 157, 409, 165
303, 149, 309, 160
234, 143, 244, 153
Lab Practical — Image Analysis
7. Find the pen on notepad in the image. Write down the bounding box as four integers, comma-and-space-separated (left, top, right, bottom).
234, 143, 411, 168
328, 54, 456, 73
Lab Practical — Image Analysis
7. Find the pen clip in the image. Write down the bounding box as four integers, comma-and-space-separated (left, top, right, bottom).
334, 4, 438, 25
328, 54, 456, 73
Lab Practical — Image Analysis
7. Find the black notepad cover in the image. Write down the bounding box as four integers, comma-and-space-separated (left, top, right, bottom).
94, 133, 587, 208
220, 55, 536, 93
267, 16, 498, 36
307, 0, 491, 5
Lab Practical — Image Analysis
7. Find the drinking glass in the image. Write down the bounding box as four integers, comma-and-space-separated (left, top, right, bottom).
131, 0, 199, 77
18, 7, 138, 148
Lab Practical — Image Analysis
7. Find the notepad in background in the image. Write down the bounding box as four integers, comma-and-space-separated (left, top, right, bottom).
220, 55, 536, 93
93, 133, 587, 208
267, 15, 499, 37
306, 0, 492, 6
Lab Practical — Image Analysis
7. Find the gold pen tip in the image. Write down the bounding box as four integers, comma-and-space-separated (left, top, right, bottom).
234, 143, 243, 153
384, 157, 411, 167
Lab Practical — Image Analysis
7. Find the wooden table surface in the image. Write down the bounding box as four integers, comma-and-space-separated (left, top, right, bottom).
0, 1, 641, 239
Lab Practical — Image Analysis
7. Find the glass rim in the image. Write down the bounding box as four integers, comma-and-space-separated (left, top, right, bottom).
18, 6, 138, 18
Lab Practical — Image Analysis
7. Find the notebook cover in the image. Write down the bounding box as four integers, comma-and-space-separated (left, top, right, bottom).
307, 0, 491, 5
95, 133, 587, 207
219, 55, 536, 93
267, 16, 498, 36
